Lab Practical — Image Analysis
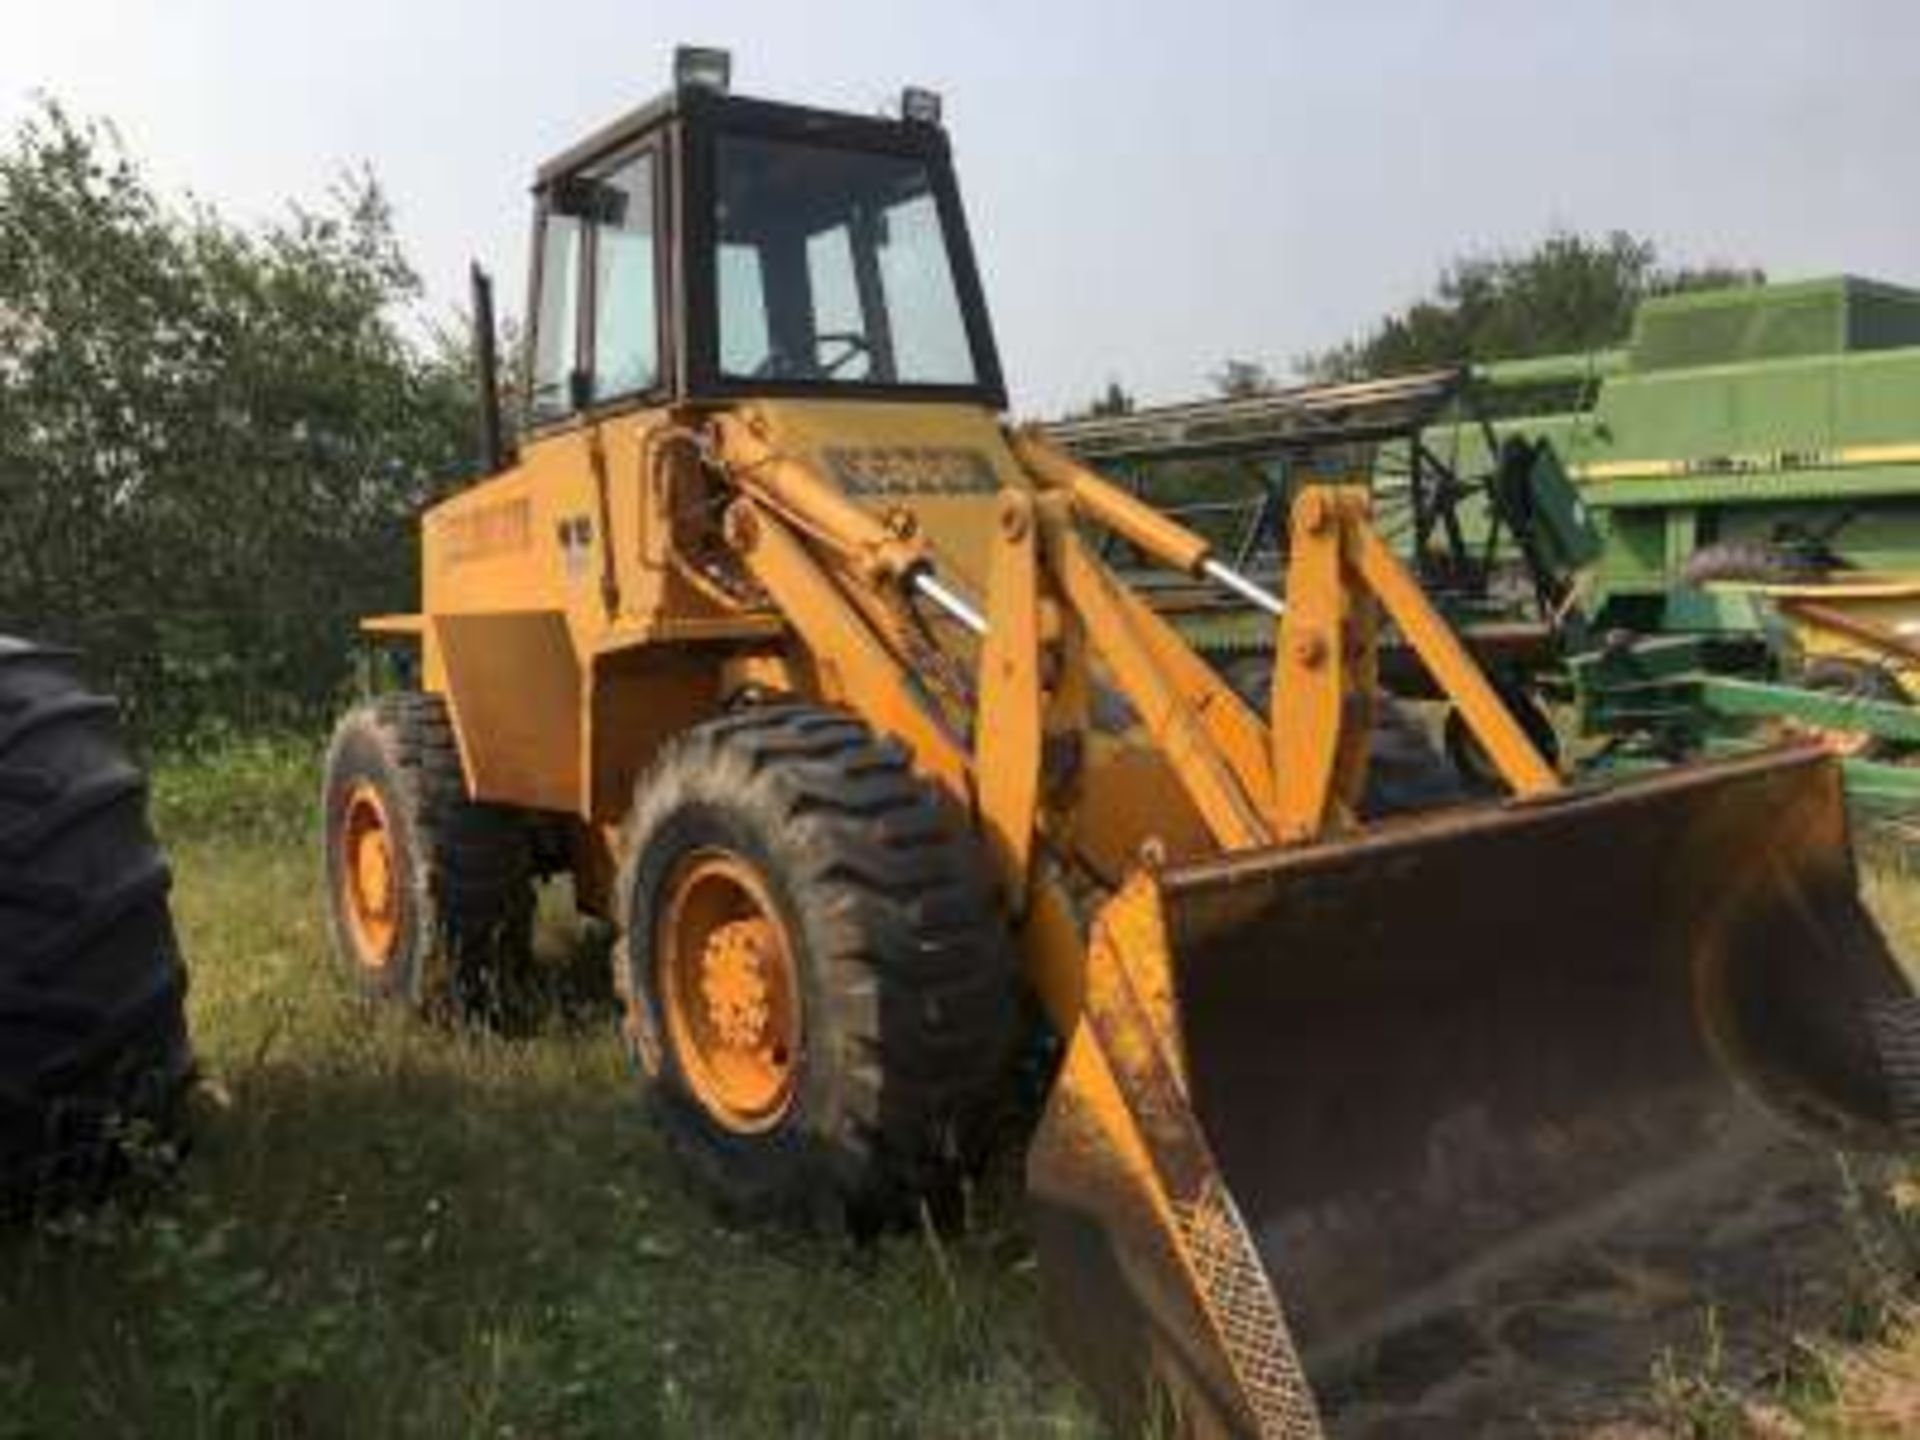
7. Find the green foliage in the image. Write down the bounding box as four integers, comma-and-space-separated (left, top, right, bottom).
1299, 230, 1763, 382
1065, 378, 1135, 419
1211, 358, 1277, 398
146, 733, 318, 845
0, 100, 478, 743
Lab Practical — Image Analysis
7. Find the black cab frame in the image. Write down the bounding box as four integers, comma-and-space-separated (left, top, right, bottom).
522, 84, 1007, 433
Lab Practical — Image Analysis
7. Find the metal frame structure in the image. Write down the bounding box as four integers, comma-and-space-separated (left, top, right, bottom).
1042, 368, 1536, 606
1040, 370, 1571, 696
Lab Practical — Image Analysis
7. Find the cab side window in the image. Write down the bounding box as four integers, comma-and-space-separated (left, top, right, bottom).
588, 152, 658, 400
717, 242, 770, 376
527, 146, 660, 424
529, 214, 582, 423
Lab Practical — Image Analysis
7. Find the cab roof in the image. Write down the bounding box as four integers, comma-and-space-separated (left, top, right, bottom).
534, 86, 951, 190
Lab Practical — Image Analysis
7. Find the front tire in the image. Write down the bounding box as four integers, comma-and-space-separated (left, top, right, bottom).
615, 704, 1018, 1230
321, 693, 534, 1023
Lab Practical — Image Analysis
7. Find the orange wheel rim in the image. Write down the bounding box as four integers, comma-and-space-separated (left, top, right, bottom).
340, 781, 400, 966
656, 850, 801, 1133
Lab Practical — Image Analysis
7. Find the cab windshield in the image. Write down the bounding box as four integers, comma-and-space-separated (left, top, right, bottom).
713, 135, 978, 388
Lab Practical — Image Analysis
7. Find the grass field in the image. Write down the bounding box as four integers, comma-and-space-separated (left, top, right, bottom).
4, 741, 1920, 1437
2, 743, 1089, 1438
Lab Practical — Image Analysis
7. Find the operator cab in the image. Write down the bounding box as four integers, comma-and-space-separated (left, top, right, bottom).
522, 48, 1007, 433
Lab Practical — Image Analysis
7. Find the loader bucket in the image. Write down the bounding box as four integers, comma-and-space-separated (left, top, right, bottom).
1030, 746, 1920, 1437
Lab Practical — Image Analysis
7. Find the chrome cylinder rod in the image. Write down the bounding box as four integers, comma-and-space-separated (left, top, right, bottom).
913, 570, 988, 636
1201, 558, 1287, 618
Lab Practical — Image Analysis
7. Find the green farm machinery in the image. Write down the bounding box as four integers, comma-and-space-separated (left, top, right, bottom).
1048, 274, 1920, 814
1466, 274, 1920, 628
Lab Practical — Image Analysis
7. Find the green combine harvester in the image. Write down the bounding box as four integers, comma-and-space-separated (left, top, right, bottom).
1441, 275, 1920, 622
1046, 274, 1920, 815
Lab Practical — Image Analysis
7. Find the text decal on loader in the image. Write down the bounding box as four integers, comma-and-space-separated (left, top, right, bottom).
824, 445, 998, 498
438, 497, 533, 567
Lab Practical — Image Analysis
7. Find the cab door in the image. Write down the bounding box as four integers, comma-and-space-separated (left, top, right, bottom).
523, 138, 671, 635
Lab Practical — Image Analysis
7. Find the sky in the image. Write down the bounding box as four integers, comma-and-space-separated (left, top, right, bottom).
5, 0, 1917, 415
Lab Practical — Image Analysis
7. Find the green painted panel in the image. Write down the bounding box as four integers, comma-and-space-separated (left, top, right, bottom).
1836, 349, 1920, 443
1698, 675, 1920, 741
1591, 370, 1742, 457
1727, 363, 1837, 452
1583, 462, 1920, 509
1594, 510, 1668, 589
1835, 759, 1920, 811
1628, 278, 1846, 370
1624, 276, 1920, 372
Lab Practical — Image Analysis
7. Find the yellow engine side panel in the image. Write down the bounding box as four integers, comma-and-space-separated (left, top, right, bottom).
420, 407, 759, 818
418, 425, 602, 815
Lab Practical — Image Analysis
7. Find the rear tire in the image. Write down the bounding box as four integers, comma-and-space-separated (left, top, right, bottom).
321, 693, 534, 1023
615, 704, 1019, 1230
0, 638, 192, 1212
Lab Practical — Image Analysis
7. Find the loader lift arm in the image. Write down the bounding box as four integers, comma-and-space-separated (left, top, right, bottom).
713, 415, 1562, 906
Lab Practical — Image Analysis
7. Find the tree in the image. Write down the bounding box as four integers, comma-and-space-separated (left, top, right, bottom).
0, 100, 478, 740
1298, 230, 1762, 382
1211, 358, 1277, 398
1064, 378, 1135, 419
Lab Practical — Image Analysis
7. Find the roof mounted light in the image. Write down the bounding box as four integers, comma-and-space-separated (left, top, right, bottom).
674, 46, 732, 95
900, 86, 943, 126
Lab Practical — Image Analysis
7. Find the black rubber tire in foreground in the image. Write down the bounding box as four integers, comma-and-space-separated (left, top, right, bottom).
616, 704, 1020, 1231
0, 637, 191, 1212
321, 693, 535, 1024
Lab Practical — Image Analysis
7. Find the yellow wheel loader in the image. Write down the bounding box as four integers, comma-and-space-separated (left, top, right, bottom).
323, 51, 1920, 1435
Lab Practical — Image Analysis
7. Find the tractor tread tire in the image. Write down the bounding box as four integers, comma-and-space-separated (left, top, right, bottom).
616, 702, 1019, 1230
321, 693, 534, 1023
0, 637, 191, 1212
